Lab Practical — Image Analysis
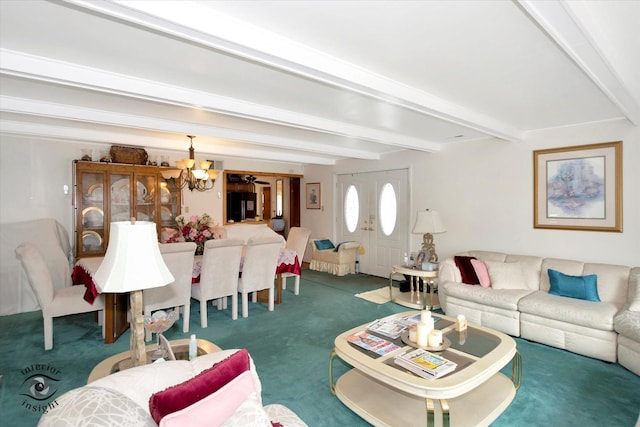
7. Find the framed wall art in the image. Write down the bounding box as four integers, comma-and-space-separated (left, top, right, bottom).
533, 141, 622, 232
306, 182, 321, 209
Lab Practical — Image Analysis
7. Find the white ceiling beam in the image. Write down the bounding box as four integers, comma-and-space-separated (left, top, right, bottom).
518, 0, 640, 125
0, 95, 380, 160
67, 0, 523, 142
0, 48, 434, 152
0, 119, 337, 165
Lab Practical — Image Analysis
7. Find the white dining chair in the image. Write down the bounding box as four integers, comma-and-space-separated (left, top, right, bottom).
191, 239, 244, 327
15, 242, 105, 350
281, 227, 311, 295
143, 242, 197, 340
238, 236, 284, 318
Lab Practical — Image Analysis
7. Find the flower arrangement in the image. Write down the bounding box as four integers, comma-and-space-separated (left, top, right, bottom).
164, 213, 218, 255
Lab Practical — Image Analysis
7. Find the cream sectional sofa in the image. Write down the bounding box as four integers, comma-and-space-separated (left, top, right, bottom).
439, 250, 639, 372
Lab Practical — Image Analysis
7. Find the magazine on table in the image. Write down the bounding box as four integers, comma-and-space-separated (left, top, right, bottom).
347, 331, 401, 356
368, 313, 440, 339
394, 348, 457, 379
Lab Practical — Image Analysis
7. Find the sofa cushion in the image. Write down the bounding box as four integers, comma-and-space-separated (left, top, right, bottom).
314, 239, 335, 250
519, 291, 619, 331
150, 349, 250, 424
454, 256, 479, 285
470, 259, 491, 288
443, 282, 533, 311
485, 261, 527, 290
614, 310, 640, 340
548, 269, 600, 302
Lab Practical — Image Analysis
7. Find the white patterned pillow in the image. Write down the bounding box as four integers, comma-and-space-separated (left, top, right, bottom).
485, 261, 527, 290
38, 386, 155, 427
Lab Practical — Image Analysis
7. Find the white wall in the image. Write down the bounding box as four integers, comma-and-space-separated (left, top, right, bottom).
301, 120, 640, 267
0, 135, 303, 248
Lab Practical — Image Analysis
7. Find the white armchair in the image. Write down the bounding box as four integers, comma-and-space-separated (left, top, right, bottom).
143, 242, 197, 340
310, 239, 361, 276
238, 237, 284, 318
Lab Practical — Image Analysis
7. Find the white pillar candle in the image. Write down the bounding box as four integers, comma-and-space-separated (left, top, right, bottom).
420, 310, 431, 324
428, 330, 443, 347
424, 317, 434, 334
417, 322, 430, 347
456, 314, 467, 331
409, 324, 417, 342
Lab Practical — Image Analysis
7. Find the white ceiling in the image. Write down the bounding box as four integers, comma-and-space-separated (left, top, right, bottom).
1, 0, 638, 165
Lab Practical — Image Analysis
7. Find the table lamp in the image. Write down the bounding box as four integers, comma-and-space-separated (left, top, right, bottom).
93, 220, 174, 367
412, 209, 446, 264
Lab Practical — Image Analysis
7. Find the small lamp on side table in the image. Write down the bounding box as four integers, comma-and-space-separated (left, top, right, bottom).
412, 209, 446, 265
93, 220, 174, 367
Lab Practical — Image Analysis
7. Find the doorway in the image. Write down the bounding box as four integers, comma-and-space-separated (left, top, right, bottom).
336, 169, 409, 278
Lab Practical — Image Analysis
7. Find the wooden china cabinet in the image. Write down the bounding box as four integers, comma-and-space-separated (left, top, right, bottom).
73, 160, 181, 343
73, 160, 181, 258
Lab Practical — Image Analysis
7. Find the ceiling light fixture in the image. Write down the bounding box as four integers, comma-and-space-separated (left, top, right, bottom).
161, 135, 219, 192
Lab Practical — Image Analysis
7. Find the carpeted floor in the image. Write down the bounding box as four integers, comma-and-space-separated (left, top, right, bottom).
1, 269, 639, 426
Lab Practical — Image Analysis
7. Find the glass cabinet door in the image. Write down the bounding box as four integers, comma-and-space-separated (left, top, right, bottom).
110, 173, 132, 223
134, 173, 156, 222
79, 170, 106, 254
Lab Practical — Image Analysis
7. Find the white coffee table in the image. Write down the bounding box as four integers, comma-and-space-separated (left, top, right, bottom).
330, 312, 521, 427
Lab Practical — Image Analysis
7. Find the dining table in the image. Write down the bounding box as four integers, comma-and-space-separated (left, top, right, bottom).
72, 247, 301, 343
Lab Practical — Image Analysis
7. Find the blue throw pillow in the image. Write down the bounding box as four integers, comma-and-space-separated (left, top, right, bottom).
548, 269, 600, 302
314, 239, 335, 250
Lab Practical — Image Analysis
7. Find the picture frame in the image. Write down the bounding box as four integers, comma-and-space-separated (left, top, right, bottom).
533, 141, 622, 232
306, 182, 321, 209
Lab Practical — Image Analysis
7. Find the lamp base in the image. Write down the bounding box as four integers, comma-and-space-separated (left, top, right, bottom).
129, 290, 146, 367
421, 233, 439, 264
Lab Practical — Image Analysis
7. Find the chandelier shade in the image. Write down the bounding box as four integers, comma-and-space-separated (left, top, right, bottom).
163, 135, 218, 192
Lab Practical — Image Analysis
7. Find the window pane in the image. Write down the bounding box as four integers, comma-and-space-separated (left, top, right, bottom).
379, 183, 397, 236
344, 185, 359, 233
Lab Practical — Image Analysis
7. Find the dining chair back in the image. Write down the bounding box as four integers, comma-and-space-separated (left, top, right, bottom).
143, 242, 197, 340
238, 236, 284, 318
191, 239, 244, 327
15, 242, 105, 350
282, 227, 311, 295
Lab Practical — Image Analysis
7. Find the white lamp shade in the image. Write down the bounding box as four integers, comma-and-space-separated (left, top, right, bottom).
93, 221, 174, 293
412, 210, 446, 234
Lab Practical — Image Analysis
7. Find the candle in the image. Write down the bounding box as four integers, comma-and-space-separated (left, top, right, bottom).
428, 330, 443, 347
456, 314, 467, 331
417, 322, 429, 347
409, 325, 417, 342
420, 310, 431, 324
458, 329, 467, 345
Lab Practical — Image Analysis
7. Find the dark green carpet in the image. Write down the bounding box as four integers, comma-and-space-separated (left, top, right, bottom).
1, 270, 639, 426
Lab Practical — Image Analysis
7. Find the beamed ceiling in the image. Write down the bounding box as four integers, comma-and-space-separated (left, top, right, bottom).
1, 1, 638, 165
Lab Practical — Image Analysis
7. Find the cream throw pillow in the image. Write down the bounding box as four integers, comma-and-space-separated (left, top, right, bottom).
484, 261, 526, 290
629, 271, 640, 312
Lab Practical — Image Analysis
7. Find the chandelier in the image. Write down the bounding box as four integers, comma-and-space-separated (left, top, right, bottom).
161, 135, 219, 192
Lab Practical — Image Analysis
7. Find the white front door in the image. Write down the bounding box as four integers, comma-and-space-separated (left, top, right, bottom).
337, 169, 409, 277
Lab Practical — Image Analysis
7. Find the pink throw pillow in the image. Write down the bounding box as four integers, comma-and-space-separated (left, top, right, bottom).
471, 259, 491, 288
149, 349, 250, 424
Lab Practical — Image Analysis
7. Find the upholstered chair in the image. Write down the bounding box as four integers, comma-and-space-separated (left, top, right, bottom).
143, 242, 197, 340
15, 242, 105, 350
281, 227, 311, 295
309, 239, 361, 276
191, 239, 244, 327
238, 237, 284, 318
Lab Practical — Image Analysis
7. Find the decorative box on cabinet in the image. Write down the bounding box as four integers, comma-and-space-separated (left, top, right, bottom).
73, 160, 181, 258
